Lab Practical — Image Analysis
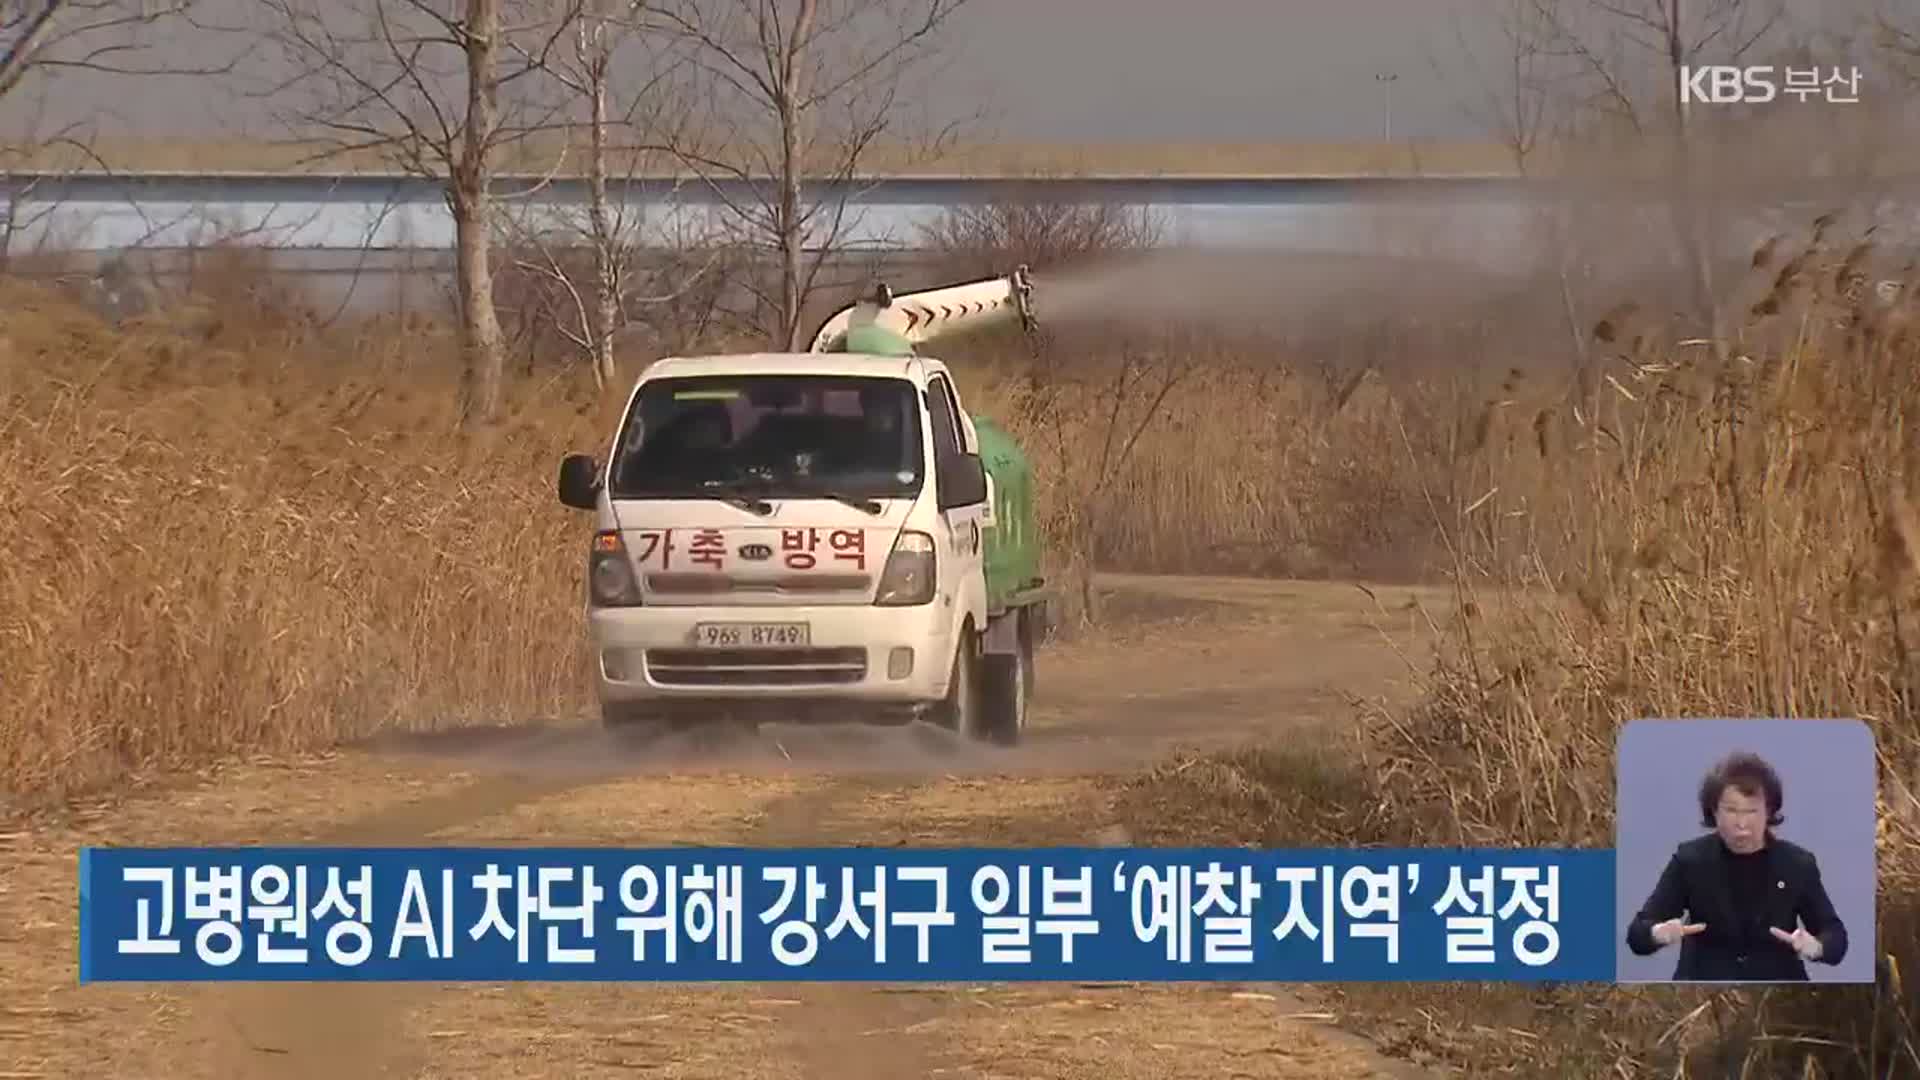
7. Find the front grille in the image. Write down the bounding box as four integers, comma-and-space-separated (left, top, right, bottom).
644, 646, 868, 687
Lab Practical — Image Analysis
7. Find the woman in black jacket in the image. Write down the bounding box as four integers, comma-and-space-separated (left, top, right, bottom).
1624, 750, 1849, 982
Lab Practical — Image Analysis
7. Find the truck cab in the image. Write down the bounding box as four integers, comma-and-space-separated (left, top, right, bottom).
557, 345, 1035, 744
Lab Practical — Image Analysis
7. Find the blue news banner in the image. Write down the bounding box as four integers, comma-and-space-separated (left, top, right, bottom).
78, 847, 1616, 983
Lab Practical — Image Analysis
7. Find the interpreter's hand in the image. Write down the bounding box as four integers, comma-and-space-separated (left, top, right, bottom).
1770, 925, 1824, 960
1651, 916, 1707, 947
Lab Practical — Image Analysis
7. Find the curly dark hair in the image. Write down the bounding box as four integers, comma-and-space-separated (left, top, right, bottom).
1698, 750, 1785, 828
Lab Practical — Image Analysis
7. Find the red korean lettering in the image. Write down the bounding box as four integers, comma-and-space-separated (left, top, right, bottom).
689, 529, 726, 569
829, 528, 866, 570
781, 527, 819, 570
633, 530, 674, 569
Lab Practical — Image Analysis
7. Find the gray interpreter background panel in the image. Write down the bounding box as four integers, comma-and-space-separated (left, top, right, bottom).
1615, 717, 1877, 984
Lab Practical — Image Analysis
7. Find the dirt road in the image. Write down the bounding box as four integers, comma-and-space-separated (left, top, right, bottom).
3, 574, 1449, 1079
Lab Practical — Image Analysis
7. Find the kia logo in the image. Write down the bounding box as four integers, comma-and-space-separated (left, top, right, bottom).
738, 543, 773, 561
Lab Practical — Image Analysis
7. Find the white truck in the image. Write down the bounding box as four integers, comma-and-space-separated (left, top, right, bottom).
556, 268, 1052, 746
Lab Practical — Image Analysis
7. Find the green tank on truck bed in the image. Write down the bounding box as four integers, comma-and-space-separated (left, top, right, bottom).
972, 414, 1044, 614
813, 267, 1051, 624
811, 266, 1053, 715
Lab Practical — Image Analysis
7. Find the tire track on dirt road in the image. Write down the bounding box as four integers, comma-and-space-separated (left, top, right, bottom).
738, 774, 956, 1080
198, 726, 635, 1080
5, 574, 1449, 1079
707, 680, 1442, 1080
570, 574, 1446, 1080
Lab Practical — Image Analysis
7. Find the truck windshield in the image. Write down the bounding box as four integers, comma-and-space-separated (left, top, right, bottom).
606, 374, 925, 501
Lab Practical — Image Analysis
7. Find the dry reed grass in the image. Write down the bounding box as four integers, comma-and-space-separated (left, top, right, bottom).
952, 341, 1456, 583
1126, 215, 1920, 1077
0, 255, 1456, 807
0, 277, 621, 805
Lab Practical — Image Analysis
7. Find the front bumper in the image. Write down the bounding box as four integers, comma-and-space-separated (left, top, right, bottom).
589, 601, 955, 712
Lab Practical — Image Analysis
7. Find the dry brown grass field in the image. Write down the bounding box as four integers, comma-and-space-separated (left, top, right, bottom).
0, 247, 1459, 802
1126, 221, 1920, 1075
3, 214, 1918, 1076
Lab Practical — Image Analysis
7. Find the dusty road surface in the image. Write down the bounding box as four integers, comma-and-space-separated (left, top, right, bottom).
3, 573, 1451, 1079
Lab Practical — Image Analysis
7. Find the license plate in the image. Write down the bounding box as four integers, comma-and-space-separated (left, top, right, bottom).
693, 622, 809, 648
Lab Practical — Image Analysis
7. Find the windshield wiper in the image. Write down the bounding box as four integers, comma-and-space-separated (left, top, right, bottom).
691, 478, 883, 515
696, 480, 774, 515
816, 490, 884, 515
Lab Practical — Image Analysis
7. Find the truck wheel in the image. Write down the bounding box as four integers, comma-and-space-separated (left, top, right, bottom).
1017, 608, 1037, 700
934, 629, 985, 740
980, 641, 1026, 746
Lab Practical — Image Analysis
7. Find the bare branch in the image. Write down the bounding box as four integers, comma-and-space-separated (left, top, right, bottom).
637, 0, 978, 348
491, 0, 755, 384
249, 0, 584, 423
1499, 0, 1795, 360
1, 1, 235, 100
0, 2, 64, 99
1878, 7, 1920, 85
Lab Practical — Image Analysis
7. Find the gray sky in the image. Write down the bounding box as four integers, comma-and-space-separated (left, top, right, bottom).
934, 0, 1498, 141
0, 0, 1904, 143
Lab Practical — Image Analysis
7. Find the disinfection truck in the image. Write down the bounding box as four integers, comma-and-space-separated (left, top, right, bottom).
556, 268, 1052, 745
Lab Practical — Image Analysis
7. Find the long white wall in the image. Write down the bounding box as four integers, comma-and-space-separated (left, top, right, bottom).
6, 172, 1910, 316
4, 173, 1604, 264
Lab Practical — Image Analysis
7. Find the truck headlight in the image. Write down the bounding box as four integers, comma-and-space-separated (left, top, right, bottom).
588, 530, 642, 606
874, 530, 935, 606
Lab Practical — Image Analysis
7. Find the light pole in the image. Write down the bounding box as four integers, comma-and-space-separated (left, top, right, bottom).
1375, 72, 1398, 141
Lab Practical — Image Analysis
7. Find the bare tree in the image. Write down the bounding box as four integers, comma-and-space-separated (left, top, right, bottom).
1448, 0, 1563, 171
0, 90, 98, 271
256, 0, 581, 425
917, 173, 1161, 278
2, 1, 244, 305
495, 0, 733, 387
919, 186, 1180, 626
646, 0, 976, 351
1016, 331, 1197, 627
1520, 0, 1786, 351
1441, 0, 1599, 397
512, 0, 650, 388
1519, 0, 1782, 133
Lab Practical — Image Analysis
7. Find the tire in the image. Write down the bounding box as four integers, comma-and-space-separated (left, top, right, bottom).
933, 626, 985, 740
1017, 608, 1037, 700
980, 637, 1027, 747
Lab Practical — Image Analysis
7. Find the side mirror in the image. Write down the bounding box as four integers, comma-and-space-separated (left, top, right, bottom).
936, 452, 988, 510
558, 453, 601, 511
